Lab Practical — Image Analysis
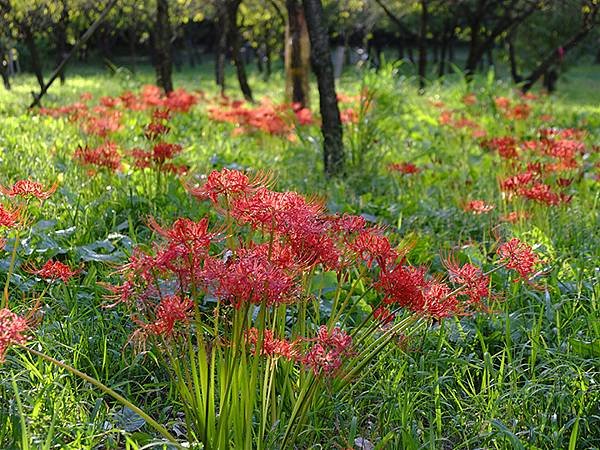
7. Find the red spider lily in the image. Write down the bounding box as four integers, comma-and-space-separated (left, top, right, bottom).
462, 93, 477, 106
152, 143, 182, 163
340, 108, 358, 124
74, 142, 121, 171
497, 238, 540, 280
79, 92, 93, 102
100, 96, 120, 108
145, 122, 171, 140
27, 260, 79, 282
494, 97, 511, 110
520, 182, 571, 206
349, 229, 397, 270
0, 180, 57, 200
186, 169, 270, 203
388, 162, 421, 175
499, 171, 537, 193
481, 137, 519, 159
505, 103, 531, 120
293, 107, 314, 125
463, 200, 495, 214
444, 259, 490, 306
329, 214, 367, 234
0, 308, 28, 362
204, 246, 299, 308
375, 265, 428, 312
302, 326, 352, 376
0, 204, 20, 228
164, 88, 198, 113
373, 305, 395, 325
146, 295, 193, 336
82, 109, 122, 136
246, 328, 299, 360
422, 280, 459, 319
500, 211, 530, 223
149, 217, 217, 251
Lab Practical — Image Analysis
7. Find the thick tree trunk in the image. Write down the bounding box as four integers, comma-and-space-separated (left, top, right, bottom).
154, 0, 173, 93
417, 0, 428, 90
285, 0, 311, 107
23, 26, 44, 91
225, 0, 253, 102
303, 0, 344, 177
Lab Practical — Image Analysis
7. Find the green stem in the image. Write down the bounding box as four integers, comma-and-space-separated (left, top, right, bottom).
17, 344, 182, 448
2, 230, 20, 309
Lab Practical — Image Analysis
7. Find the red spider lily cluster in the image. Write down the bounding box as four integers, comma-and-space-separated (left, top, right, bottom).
487, 128, 590, 206
493, 96, 532, 120
0, 308, 28, 362
130, 113, 187, 175
463, 200, 495, 214
438, 109, 486, 139
38, 85, 199, 140
108, 168, 542, 378
0, 180, 57, 200
74, 141, 122, 172
388, 162, 421, 175
207, 99, 314, 139
26, 260, 79, 283
497, 238, 540, 280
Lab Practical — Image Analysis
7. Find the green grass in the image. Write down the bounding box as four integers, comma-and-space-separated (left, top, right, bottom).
0, 61, 599, 449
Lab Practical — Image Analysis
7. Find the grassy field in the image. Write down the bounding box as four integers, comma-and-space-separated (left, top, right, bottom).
0, 62, 598, 449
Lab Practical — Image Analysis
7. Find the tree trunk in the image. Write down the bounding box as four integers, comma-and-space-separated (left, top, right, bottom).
225, 0, 253, 102
465, 17, 482, 78
128, 27, 137, 73
285, 0, 311, 107
55, 0, 68, 84
0, 48, 10, 90
23, 26, 44, 91
215, 4, 227, 94
154, 0, 173, 93
303, 0, 344, 177
522, 24, 596, 93
417, 0, 428, 90
507, 30, 521, 83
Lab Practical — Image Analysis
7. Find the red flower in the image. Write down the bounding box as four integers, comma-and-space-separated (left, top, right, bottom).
375, 265, 428, 313
145, 122, 171, 140
0, 308, 28, 362
186, 169, 269, 203
146, 295, 193, 336
350, 229, 397, 270
74, 142, 121, 171
422, 280, 459, 319
0, 180, 57, 200
444, 259, 490, 306
246, 328, 298, 360
0, 204, 20, 228
28, 260, 79, 282
152, 142, 182, 163
463, 200, 494, 214
373, 305, 395, 325
302, 326, 352, 376
149, 217, 216, 251
388, 162, 421, 175
497, 238, 540, 280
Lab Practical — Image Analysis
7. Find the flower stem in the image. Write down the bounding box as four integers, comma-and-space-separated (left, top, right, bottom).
17, 344, 182, 448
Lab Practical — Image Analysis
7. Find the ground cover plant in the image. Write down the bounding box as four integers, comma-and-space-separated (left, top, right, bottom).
0, 63, 599, 449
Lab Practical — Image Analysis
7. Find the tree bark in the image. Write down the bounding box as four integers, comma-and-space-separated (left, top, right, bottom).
23, 26, 44, 91
0, 46, 10, 90
522, 24, 596, 92
154, 0, 173, 93
55, 0, 68, 84
417, 0, 428, 90
507, 29, 521, 83
225, 0, 253, 102
215, 3, 227, 94
303, 0, 344, 177
29, 0, 118, 108
285, 0, 311, 107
